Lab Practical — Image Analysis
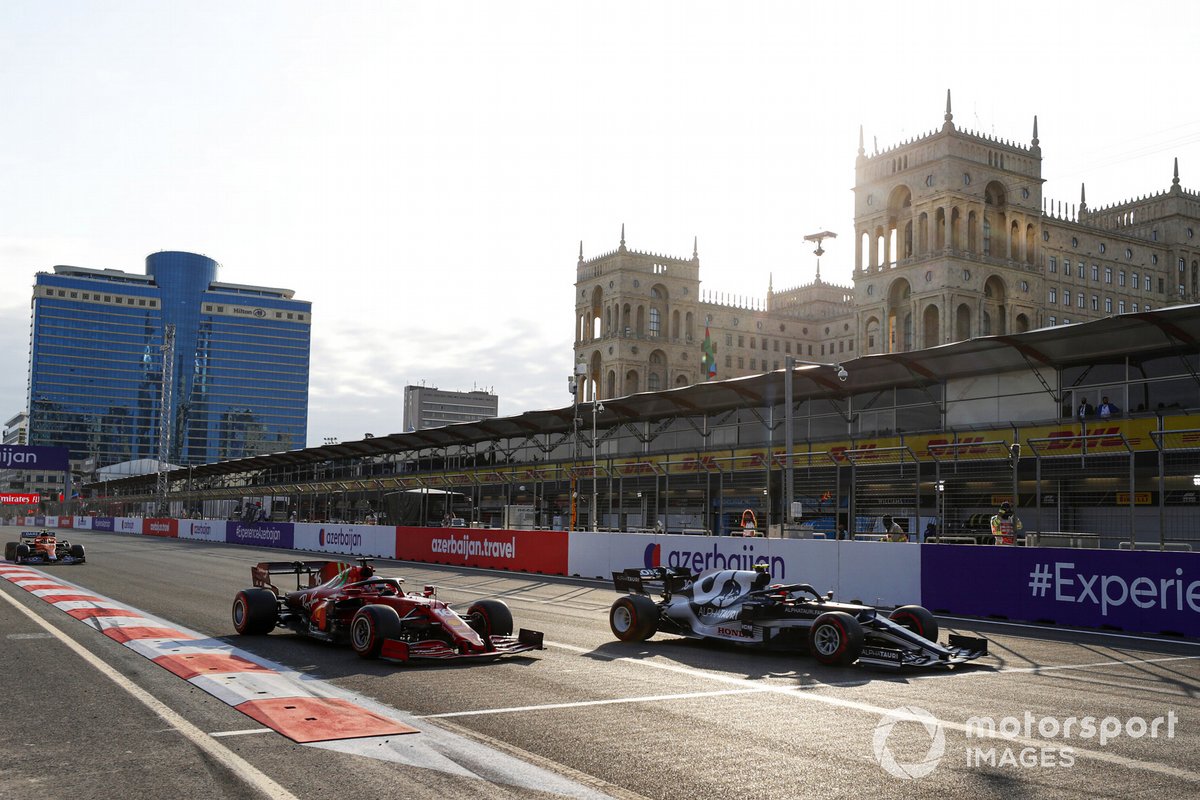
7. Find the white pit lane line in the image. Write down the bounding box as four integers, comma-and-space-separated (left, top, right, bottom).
473, 640, 1196, 782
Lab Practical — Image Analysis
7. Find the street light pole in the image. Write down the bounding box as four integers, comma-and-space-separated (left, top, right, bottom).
569, 361, 587, 531
785, 355, 794, 527
591, 400, 604, 532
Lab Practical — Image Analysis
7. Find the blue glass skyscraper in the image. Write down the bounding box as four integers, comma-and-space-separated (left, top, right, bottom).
27, 251, 311, 467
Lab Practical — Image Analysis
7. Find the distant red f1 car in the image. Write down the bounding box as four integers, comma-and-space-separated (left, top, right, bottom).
232, 559, 543, 663
4, 530, 85, 564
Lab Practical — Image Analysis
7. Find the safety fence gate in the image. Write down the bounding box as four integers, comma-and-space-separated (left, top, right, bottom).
776, 451, 841, 534
1027, 432, 1136, 549
843, 446, 920, 538
926, 440, 1015, 543
1150, 428, 1200, 549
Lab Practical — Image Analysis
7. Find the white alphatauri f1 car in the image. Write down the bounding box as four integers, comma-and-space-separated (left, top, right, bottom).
609, 565, 987, 669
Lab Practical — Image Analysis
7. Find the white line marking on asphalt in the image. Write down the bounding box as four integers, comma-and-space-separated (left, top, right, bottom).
544, 641, 1200, 782
0, 585, 301, 800
939, 614, 1200, 646
416, 686, 772, 718
210, 728, 274, 738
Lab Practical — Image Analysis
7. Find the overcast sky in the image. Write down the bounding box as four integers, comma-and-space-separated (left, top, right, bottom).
3, 2, 1199, 446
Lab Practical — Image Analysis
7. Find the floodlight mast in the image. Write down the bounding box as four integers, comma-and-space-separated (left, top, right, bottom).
803, 230, 837, 257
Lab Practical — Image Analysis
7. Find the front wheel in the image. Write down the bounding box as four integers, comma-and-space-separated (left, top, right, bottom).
351, 604, 404, 658
3, 542, 15, 562
15, 544, 30, 561
609, 595, 659, 642
889, 605, 938, 643
69, 544, 85, 561
232, 588, 279, 635
808, 611, 864, 666
467, 600, 514, 638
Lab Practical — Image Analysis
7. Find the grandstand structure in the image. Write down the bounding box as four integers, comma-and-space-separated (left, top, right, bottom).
71, 304, 1200, 549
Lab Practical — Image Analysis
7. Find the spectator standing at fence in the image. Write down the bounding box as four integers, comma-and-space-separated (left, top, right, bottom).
924, 520, 937, 541
1077, 398, 1094, 419
882, 514, 907, 542
1097, 396, 1120, 419
990, 501, 1023, 545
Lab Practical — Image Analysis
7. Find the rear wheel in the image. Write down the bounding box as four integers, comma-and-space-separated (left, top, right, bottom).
609, 595, 659, 642
232, 588, 278, 635
889, 605, 938, 643
351, 604, 404, 658
809, 611, 864, 666
467, 600, 514, 638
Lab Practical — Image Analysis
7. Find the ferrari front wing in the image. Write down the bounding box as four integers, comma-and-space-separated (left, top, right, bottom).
379, 629, 545, 663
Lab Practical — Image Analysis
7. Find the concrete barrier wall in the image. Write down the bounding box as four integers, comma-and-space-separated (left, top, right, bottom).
30, 516, 1199, 635
177, 519, 227, 543
293, 522, 396, 559
568, 532, 921, 608
922, 544, 1200, 637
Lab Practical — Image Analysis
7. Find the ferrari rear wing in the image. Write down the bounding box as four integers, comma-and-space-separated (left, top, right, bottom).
251, 560, 338, 593
612, 567, 694, 598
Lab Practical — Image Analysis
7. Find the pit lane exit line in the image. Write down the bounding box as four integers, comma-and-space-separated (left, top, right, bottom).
413, 649, 1200, 721
542, 640, 1200, 782
416, 686, 774, 718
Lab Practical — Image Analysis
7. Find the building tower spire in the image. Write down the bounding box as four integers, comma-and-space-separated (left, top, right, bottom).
693, 235, 698, 260
619, 223, 626, 252
1173, 157, 1182, 190
578, 240, 584, 265
857, 124, 866, 161
1031, 115, 1040, 153
942, 88, 954, 131
1080, 183, 1088, 213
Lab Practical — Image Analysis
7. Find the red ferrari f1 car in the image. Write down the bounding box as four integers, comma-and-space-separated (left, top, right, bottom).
232, 559, 543, 663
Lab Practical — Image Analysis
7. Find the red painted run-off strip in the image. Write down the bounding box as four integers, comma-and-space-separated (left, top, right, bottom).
0, 564, 417, 742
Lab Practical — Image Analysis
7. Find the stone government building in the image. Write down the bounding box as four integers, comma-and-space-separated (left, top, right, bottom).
574, 92, 1200, 402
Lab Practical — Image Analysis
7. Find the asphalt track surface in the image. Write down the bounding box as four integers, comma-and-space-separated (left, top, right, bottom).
2, 526, 1199, 800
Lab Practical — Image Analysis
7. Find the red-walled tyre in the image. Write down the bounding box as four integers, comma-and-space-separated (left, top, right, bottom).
808, 611, 864, 666
351, 604, 403, 658
609, 595, 659, 642
467, 600, 514, 638
232, 588, 278, 635
889, 605, 939, 643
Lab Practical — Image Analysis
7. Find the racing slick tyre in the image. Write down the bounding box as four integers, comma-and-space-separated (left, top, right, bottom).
232, 588, 279, 635
467, 600, 514, 639
808, 611, 864, 667
609, 594, 659, 642
351, 604, 404, 659
15, 543, 30, 561
3, 542, 15, 562
69, 544, 85, 561
889, 604, 938, 643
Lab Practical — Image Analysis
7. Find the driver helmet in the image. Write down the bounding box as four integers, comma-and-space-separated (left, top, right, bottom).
999, 501, 1013, 517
